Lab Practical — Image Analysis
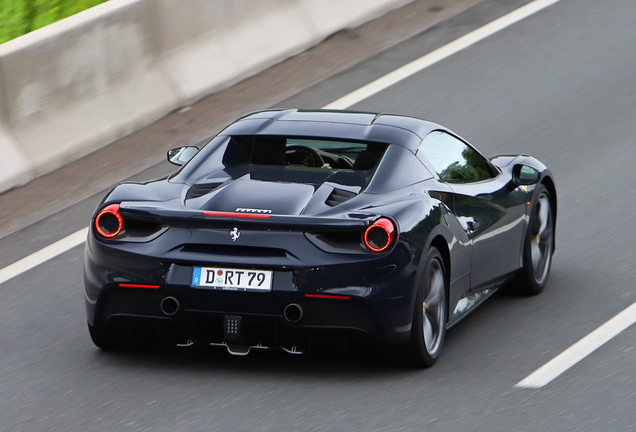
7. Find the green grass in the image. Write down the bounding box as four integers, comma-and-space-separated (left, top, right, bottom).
0, 0, 109, 44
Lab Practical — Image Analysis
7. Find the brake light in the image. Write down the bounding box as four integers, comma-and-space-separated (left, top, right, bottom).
95, 204, 123, 238
363, 218, 396, 252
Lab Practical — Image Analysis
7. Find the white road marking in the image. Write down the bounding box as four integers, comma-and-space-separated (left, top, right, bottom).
0, 0, 563, 286
0, 227, 88, 286
323, 0, 562, 110
515, 301, 636, 388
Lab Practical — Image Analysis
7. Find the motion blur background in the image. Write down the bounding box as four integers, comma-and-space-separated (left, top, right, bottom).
2, 0, 636, 430
0, 0, 108, 43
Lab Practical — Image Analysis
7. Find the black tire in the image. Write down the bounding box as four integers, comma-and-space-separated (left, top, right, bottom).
515, 184, 555, 295
401, 247, 447, 368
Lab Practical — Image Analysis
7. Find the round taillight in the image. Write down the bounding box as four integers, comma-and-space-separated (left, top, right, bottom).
363, 218, 396, 253
95, 204, 123, 238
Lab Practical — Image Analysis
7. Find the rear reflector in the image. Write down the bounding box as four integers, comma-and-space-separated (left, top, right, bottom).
203, 211, 270, 219
119, 283, 160, 289
305, 294, 351, 300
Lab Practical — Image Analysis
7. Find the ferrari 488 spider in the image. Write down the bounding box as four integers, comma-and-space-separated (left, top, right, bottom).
84, 109, 556, 367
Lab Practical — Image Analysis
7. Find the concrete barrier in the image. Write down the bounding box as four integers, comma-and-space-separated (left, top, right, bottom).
300, 0, 413, 38
155, 0, 415, 105
154, 0, 322, 105
0, 105, 33, 192
0, 0, 414, 194
0, 0, 180, 177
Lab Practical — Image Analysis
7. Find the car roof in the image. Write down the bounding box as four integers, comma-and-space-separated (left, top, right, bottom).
218, 109, 443, 152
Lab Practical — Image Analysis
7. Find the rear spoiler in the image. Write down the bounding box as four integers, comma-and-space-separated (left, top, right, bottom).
119, 202, 376, 231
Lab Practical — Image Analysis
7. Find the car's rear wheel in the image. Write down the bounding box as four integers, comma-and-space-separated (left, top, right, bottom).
401, 247, 447, 368
515, 185, 555, 295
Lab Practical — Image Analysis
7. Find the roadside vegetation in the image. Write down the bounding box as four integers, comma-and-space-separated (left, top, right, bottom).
0, 0, 108, 44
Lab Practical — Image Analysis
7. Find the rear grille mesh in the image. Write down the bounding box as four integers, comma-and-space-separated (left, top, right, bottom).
325, 188, 357, 207
186, 183, 223, 200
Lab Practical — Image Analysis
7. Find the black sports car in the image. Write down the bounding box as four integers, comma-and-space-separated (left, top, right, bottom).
84, 109, 556, 367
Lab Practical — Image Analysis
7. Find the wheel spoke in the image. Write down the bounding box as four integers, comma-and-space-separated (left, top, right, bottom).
541, 226, 553, 241
528, 192, 554, 285
426, 284, 441, 305
531, 240, 541, 269
421, 257, 446, 356
433, 270, 444, 291
537, 196, 550, 235
427, 267, 443, 303
423, 316, 434, 351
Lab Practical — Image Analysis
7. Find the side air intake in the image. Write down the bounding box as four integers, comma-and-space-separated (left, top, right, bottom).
186, 183, 223, 200
325, 188, 357, 207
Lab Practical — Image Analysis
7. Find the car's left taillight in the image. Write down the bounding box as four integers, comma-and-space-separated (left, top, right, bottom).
363, 217, 397, 253
95, 204, 124, 238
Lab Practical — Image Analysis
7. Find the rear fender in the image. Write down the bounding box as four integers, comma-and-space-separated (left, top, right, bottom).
382, 194, 470, 335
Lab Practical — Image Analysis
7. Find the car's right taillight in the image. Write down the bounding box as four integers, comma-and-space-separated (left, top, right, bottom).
95, 204, 123, 238
363, 217, 397, 253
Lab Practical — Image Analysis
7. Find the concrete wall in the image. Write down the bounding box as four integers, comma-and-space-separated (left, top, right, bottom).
155, 0, 321, 104
301, 0, 412, 36
0, 90, 32, 191
0, 0, 180, 184
0, 0, 413, 193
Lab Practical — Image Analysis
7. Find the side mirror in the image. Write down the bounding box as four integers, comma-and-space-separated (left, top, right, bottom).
167, 146, 199, 166
512, 164, 539, 186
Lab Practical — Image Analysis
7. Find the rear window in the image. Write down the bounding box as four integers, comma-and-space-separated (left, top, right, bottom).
229, 136, 388, 171
175, 135, 391, 191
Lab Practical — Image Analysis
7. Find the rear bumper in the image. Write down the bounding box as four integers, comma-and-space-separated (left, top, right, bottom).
94, 290, 381, 349
84, 230, 422, 344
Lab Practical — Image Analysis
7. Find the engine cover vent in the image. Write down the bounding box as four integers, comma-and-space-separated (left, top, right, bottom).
325, 188, 357, 207
186, 183, 223, 200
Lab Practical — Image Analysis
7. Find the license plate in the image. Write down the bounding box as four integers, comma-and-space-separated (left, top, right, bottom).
191, 267, 273, 292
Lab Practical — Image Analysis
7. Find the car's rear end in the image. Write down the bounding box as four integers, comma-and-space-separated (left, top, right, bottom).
85, 207, 422, 352
84, 131, 428, 353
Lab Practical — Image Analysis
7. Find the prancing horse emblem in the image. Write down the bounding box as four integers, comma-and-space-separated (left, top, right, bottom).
230, 227, 240, 242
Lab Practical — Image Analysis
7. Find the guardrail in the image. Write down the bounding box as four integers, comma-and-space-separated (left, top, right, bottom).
0, 0, 413, 194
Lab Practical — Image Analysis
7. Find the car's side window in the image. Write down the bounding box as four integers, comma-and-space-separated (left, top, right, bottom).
416, 131, 497, 183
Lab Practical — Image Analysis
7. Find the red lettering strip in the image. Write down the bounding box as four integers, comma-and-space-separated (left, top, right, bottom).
203, 211, 271, 219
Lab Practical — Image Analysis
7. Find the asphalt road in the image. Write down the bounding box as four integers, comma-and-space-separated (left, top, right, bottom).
2, 0, 636, 430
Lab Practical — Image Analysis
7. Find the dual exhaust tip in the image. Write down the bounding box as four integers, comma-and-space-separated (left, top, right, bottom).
283, 303, 303, 323
161, 297, 303, 323
160, 296, 180, 316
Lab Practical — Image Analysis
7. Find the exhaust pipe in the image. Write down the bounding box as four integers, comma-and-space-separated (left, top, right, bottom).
283, 303, 303, 323
160, 296, 180, 316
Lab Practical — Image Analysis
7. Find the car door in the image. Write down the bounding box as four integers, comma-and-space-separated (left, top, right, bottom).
416, 131, 527, 290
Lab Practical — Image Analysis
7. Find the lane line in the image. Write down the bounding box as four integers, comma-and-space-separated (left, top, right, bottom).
0, 0, 563, 286
0, 228, 88, 286
515, 301, 636, 388
323, 0, 562, 110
